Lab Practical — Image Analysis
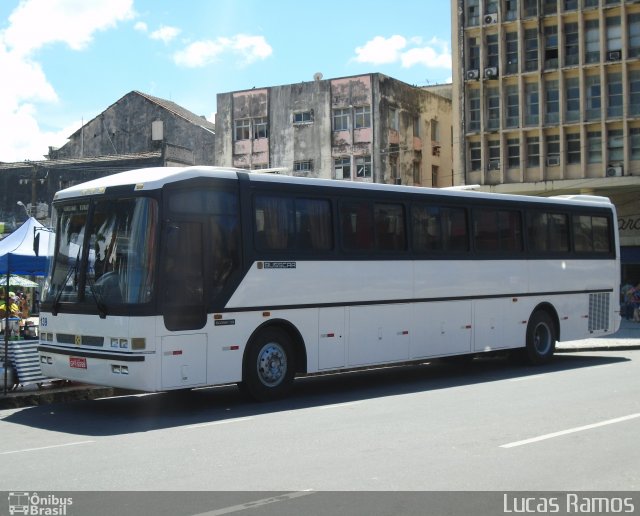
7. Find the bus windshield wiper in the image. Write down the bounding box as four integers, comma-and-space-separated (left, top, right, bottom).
86, 274, 108, 319
51, 260, 77, 316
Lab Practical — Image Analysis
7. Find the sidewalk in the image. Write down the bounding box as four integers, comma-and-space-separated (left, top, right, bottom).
1, 320, 639, 409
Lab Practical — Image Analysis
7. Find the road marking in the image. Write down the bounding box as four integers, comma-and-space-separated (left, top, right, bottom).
319, 401, 363, 410
184, 417, 253, 429
501, 413, 640, 448
194, 490, 315, 516
0, 440, 95, 455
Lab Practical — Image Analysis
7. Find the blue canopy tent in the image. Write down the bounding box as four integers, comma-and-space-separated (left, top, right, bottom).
0, 217, 51, 276
1, 217, 52, 393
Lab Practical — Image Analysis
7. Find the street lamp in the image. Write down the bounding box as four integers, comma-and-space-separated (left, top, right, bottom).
17, 201, 30, 218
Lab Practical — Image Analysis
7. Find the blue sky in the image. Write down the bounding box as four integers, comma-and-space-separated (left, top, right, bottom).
0, 0, 452, 162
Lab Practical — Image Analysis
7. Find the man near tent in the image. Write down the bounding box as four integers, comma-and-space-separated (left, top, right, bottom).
0, 292, 21, 319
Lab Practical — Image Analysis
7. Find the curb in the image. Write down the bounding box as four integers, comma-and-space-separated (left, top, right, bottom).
556, 344, 640, 353
0, 385, 116, 410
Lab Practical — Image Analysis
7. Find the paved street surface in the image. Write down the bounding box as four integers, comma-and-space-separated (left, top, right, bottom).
0, 320, 638, 515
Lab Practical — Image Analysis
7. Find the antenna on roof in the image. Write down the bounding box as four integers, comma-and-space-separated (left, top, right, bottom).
313, 72, 323, 81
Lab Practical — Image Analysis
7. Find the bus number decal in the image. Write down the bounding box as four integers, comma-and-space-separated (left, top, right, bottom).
263, 261, 296, 269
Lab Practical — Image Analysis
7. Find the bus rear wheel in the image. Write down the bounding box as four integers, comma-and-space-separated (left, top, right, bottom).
240, 328, 295, 401
524, 310, 556, 365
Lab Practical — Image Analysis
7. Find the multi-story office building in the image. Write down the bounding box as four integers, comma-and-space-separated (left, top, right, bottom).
215, 73, 453, 187
452, 0, 640, 281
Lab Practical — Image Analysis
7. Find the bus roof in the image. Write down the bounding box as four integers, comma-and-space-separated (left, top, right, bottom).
53, 166, 613, 208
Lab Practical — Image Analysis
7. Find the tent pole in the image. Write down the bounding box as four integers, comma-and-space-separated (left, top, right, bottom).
3, 268, 9, 395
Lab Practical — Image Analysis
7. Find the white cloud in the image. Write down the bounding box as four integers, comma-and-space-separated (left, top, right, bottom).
3, 0, 134, 56
0, 0, 135, 161
174, 34, 272, 68
134, 21, 148, 33
150, 25, 181, 44
354, 35, 407, 65
354, 35, 452, 71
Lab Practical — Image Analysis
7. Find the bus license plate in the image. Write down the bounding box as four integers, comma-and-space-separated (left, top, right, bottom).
69, 357, 87, 369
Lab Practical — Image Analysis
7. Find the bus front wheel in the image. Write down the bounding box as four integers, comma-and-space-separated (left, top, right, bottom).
524, 310, 556, 365
240, 328, 295, 401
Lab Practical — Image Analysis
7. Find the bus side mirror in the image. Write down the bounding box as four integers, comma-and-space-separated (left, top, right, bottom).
33, 233, 41, 256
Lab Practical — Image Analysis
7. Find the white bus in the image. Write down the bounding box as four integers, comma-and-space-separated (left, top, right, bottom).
38, 166, 620, 400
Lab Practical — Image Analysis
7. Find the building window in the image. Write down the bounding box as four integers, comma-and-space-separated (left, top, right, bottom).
607, 72, 623, 118
564, 22, 579, 66
584, 0, 598, 7
466, 0, 479, 27
486, 33, 499, 69
587, 131, 602, 164
254, 117, 268, 139
293, 111, 313, 124
293, 160, 313, 173
524, 29, 538, 72
505, 0, 518, 21
334, 157, 351, 180
630, 71, 640, 117
470, 141, 481, 171
606, 16, 622, 54
523, 0, 537, 17
354, 106, 371, 129
564, 0, 578, 11
333, 108, 349, 131
543, 0, 557, 15
566, 133, 581, 165
565, 77, 580, 123
608, 129, 624, 162
413, 162, 422, 185
413, 116, 421, 138
546, 134, 560, 165
488, 139, 500, 170
355, 155, 372, 180
507, 138, 520, 168
585, 19, 600, 64
527, 136, 540, 167
431, 119, 440, 142
431, 165, 439, 186
630, 127, 640, 160
506, 85, 519, 128
468, 89, 481, 132
234, 118, 250, 141
629, 14, 640, 59
544, 25, 558, 70
505, 32, 518, 74
389, 107, 399, 131
545, 80, 559, 125
585, 75, 601, 121
525, 82, 539, 126
486, 88, 500, 131
468, 37, 480, 70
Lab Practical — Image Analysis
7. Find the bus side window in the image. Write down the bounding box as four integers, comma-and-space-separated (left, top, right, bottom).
340, 201, 373, 251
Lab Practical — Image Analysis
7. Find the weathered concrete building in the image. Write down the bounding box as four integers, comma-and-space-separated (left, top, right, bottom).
451, 0, 640, 281
0, 91, 215, 231
50, 91, 216, 166
215, 73, 454, 187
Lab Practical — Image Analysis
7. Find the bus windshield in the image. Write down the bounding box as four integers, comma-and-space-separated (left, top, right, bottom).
43, 197, 159, 309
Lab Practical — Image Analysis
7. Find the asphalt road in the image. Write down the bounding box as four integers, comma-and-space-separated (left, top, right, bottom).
1, 349, 639, 490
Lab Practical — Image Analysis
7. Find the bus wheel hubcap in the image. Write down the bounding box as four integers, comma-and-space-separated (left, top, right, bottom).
534, 323, 551, 355
257, 343, 287, 387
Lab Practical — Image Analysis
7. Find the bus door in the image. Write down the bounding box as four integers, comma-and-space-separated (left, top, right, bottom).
159, 220, 207, 389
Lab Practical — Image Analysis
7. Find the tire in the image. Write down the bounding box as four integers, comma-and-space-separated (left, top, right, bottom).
524, 310, 556, 365
240, 327, 295, 401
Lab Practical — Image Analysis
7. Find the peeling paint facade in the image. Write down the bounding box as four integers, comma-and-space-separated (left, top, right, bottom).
215, 73, 454, 187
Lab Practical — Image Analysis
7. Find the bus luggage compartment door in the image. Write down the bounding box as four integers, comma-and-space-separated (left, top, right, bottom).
161, 334, 207, 389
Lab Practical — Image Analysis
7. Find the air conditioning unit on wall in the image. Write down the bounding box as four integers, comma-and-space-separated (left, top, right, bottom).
606, 165, 623, 177
484, 67, 498, 79
484, 13, 498, 24
466, 69, 480, 80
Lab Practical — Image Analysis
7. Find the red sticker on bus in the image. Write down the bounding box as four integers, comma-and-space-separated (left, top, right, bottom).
69, 357, 87, 369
